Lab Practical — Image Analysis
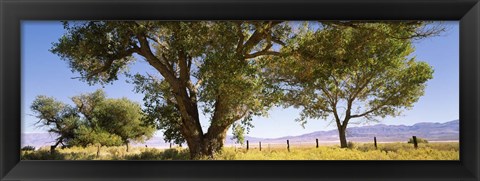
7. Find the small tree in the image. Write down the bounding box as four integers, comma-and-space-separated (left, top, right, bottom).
92, 98, 156, 152
70, 124, 123, 156
68, 90, 129, 154
30, 96, 80, 149
269, 22, 435, 148
31, 90, 155, 151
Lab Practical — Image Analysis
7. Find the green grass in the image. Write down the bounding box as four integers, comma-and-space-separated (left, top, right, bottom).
21, 142, 459, 160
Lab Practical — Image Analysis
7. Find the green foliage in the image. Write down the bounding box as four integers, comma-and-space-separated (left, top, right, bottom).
71, 89, 106, 120
31, 90, 154, 148
408, 137, 429, 144
231, 122, 246, 144
30, 96, 80, 146
273, 22, 434, 123
93, 98, 156, 143
50, 21, 138, 85
50, 21, 291, 147
129, 74, 185, 145
265, 22, 436, 148
69, 125, 123, 147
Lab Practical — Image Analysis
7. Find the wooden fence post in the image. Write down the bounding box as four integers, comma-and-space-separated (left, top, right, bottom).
259, 142, 262, 151
287, 140, 290, 152
169, 142, 172, 149
412, 136, 418, 149
374, 137, 377, 149
50, 145, 55, 155
247, 140, 249, 151
316, 138, 319, 148
96, 144, 101, 157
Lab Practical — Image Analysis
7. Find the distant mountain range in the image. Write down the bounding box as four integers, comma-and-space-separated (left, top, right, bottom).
22, 120, 459, 148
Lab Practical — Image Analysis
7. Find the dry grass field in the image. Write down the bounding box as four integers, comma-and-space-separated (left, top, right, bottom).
21, 142, 459, 160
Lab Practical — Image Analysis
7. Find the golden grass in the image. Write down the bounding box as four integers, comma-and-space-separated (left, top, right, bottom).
21, 142, 459, 160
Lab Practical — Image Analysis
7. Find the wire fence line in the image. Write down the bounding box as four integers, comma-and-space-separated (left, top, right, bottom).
221, 136, 426, 152
142, 136, 457, 151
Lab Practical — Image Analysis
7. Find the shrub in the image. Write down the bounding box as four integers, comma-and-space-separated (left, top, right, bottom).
408, 137, 428, 144
356, 144, 376, 152
347, 141, 356, 149
125, 149, 162, 160
21, 145, 36, 151
125, 148, 189, 160
21, 150, 65, 160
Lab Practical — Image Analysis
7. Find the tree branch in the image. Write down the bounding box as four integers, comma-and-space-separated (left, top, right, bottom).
242, 21, 282, 54
235, 22, 245, 54
245, 50, 280, 59
135, 32, 178, 86
321, 21, 444, 40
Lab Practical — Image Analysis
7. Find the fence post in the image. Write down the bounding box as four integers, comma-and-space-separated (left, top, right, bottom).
374, 137, 377, 149
316, 138, 319, 148
96, 144, 101, 157
287, 140, 290, 152
50, 145, 55, 155
169, 142, 172, 149
412, 136, 418, 149
247, 140, 249, 151
259, 142, 262, 151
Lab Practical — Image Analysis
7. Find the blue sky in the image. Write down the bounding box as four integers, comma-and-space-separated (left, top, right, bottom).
21, 21, 459, 138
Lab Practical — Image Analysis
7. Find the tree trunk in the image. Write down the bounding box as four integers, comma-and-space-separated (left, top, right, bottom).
338, 127, 348, 148
125, 142, 129, 152
334, 114, 350, 148
176, 93, 236, 159
50, 140, 62, 155
185, 125, 229, 160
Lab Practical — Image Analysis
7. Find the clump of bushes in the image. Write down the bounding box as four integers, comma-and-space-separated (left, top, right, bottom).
21, 145, 36, 151
408, 137, 428, 144
347, 141, 356, 149
21, 150, 65, 160
125, 148, 189, 160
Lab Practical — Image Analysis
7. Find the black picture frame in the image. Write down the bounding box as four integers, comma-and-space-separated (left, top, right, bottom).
1, 0, 479, 180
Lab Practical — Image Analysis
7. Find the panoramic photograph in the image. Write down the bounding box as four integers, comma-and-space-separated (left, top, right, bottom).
21, 21, 459, 160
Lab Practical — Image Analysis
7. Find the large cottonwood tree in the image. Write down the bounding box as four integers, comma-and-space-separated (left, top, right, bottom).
51, 21, 289, 159
267, 22, 436, 148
